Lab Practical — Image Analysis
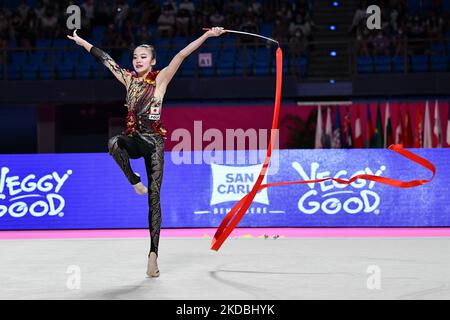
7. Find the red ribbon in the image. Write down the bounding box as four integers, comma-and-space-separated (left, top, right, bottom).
211, 47, 436, 251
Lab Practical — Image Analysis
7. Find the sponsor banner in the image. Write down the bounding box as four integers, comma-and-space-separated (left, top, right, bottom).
0, 149, 448, 230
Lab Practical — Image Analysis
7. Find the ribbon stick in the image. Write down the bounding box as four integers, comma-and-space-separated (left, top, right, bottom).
205, 29, 436, 252
202, 28, 279, 45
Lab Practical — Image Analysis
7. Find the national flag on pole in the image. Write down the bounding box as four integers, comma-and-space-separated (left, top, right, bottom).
413, 106, 423, 148
342, 106, 353, 148
322, 106, 332, 148
365, 105, 374, 148
332, 106, 342, 148
354, 106, 363, 148
384, 102, 394, 148
423, 100, 432, 148
395, 105, 403, 145
374, 102, 384, 148
314, 105, 323, 149
404, 106, 413, 148
447, 102, 450, 147
432, 100, 442, 148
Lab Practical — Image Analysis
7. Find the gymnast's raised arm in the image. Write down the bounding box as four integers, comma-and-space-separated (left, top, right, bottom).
67, 29, 132, 87
155, 27, 226, 93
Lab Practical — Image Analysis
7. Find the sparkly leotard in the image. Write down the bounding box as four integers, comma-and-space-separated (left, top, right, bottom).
90, 46, 167, 137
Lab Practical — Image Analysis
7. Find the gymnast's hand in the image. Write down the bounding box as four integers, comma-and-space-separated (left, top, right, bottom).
67, 29, 93, 51
205, 27, 226, 38
67, 29, 87, 47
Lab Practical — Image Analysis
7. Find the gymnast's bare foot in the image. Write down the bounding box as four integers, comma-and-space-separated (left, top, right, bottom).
133, 182, 148, 195
146, 252, 160, 278
133, 172, 147, 195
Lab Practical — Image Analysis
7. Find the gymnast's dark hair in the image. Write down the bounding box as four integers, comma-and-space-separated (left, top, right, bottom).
136, 44, 156, 60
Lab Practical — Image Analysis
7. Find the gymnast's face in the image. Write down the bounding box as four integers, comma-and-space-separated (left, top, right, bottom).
133, 47, 156, 76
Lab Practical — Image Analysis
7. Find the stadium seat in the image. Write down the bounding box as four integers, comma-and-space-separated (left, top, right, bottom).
357, 56, 373, 73
7, 64, 21, 80
430, 55, 447, 72
23, 65, 39, 80
410, 55, 429, 72
374, 56, 391, 73
392, 56, 406, 73
38, 63, 53, 80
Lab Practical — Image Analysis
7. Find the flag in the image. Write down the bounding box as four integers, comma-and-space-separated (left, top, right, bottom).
423, 100, 432, 148
332, 106, 342, 148
383, 102, 394, 148
314, 105, 323, 149
447, 102, 450, 147
374, 102, 384, 148
404, 106, 413, 148
342, 106, 353, 148
365, 105, 374, 148
395, 105, 403, 145
413, 106, 423, 148
432, 100, 442, 148
354, 106, 363, 148
322, 106, 332, 148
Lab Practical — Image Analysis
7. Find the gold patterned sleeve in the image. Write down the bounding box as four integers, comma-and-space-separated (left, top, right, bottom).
90, 46, 132, 87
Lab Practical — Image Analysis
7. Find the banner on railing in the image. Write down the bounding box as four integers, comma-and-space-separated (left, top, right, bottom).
0, 149, 448, 230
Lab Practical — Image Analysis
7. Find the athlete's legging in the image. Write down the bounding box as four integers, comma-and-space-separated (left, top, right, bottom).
107, 132, 164, 257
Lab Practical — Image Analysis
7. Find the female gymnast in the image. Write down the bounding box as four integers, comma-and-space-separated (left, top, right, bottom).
68, 27, 226, 277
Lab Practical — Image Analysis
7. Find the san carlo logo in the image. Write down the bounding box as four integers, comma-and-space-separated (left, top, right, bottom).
292, 161, 385, 215
0, 167, 72, 218
193, 163, 285, 216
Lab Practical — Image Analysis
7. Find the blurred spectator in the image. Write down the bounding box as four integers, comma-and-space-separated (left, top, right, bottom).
209, 9, 225, 27
249, 0, 262, 17
179, 0, 196, 17
17, 0, 30, 20
356, 23, 371, 56
350, 0, 368, 33
276, 0, 294, 21
393, 22, 407, 55
162, 0, 177, 16
239, 11, 259, 45
289, 29, 307, 58
81, 0, 95, 22
113, 0, 130, 31
136, 23, 153, 45
407, 12, 425, 39
122, 19, 136, 47
140, 0, 160, 25
97, 0, 113, 26
372, 30, 390, 55
191, 11, 206, 36
273, 18, 289, 44
175, 9, 191, 36
225, 0, 245, 17
157, 9, 176, 38
425, 11, 444, 40
40, 8, 57, 38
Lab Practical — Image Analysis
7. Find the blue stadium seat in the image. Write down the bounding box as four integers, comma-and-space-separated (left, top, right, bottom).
430, 56, 447, 72
53, 39, 69, 48
23, 65, 38, 80
75, 65, 92, 79
392, 56, 406, 73
198, 66, 215, 77
7, 64, 21, 80
431, 42, 446, 54
11, 51, 28, 65
92, 26, 106, 41
374, 56, 391, 73
56, 59, 75, 79
38, 63, 53, 80
0, 63, 3, 80
410, 55, 429, 72
36, 39, 52, 48
357, 56, 373, 73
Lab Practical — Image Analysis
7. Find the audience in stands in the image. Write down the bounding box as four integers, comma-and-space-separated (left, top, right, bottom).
352, 0, 448, 56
